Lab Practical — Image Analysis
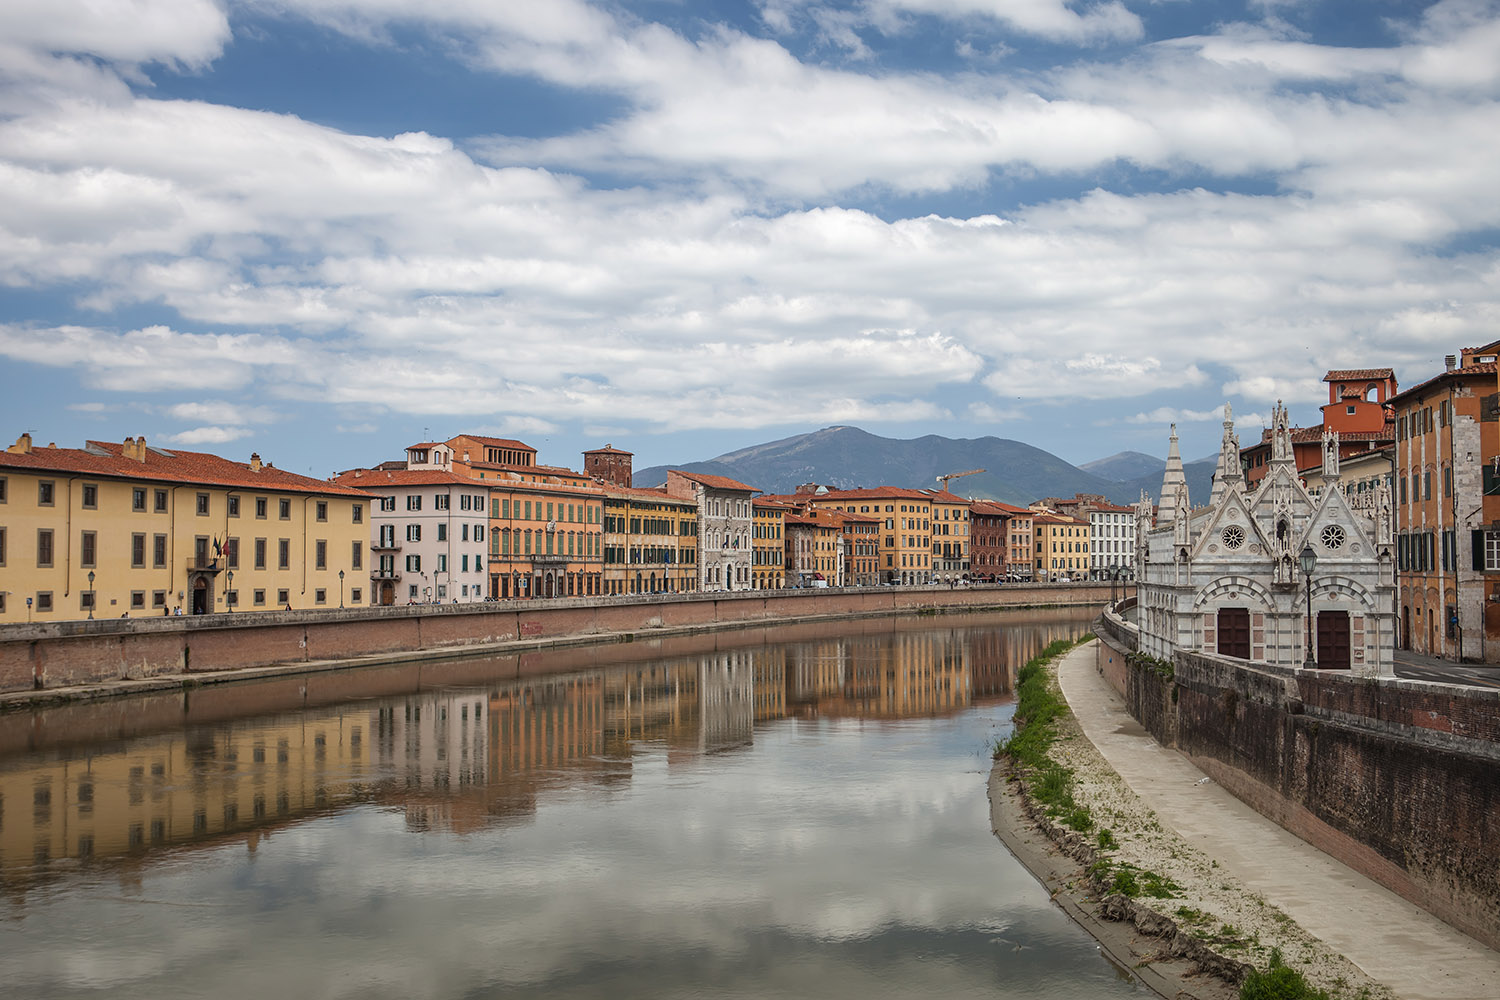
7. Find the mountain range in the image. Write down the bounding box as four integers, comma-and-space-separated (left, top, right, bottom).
632, 426, 1216, 507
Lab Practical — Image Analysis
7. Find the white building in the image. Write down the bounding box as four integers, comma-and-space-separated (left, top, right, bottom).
666, 470, 757, 592
1135, 404, 1396, 676
334, 468, 491, 605
1087, 503, 1137, 579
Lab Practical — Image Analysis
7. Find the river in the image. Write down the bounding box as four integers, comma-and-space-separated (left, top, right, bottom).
0, 608, 1142, 999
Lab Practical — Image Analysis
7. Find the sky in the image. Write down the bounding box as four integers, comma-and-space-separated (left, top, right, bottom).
3, 1, 1499, 479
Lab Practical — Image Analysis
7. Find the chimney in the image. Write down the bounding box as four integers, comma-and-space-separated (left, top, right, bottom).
354, 468, 362, 478
250, 452, 263, 472
1446, 355, 1457, 371
8, 432, 33, 454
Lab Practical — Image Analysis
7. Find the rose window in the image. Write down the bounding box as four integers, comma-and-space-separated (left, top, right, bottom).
1321, 524, 1346, 550
1221, 525, 1245, 549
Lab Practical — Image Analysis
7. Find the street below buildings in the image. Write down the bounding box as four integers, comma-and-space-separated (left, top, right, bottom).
1392, 650, 1500, 689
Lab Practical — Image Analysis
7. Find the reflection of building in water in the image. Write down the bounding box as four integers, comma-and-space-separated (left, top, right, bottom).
1, 710, 369, 896
784, 632, 973, 718
697, 651, 756, 753
370, 692, 491, 833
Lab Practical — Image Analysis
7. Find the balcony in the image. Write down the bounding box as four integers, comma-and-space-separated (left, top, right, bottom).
185, 558, 224, 575
371, 541, 402, 553
369, 570, 402, 581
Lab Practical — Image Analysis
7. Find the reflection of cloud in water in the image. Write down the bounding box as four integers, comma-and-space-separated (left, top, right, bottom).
0, 612, 1132, 999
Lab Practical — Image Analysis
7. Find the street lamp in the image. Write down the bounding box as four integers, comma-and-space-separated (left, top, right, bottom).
87, 570, 95, 619
1110, 564, 1121, 606
226, 570, 233, 613
1299, 544, 1317, 669
339, 569, 345, 608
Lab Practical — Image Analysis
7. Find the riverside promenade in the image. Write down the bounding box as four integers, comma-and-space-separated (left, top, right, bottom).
1056, 641, 1500, 1000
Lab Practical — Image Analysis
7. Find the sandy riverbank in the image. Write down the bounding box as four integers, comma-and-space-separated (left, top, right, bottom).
991, 642, 1393, 1000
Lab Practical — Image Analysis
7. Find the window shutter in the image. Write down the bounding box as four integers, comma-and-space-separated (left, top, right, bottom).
1472, 530, 1485, 571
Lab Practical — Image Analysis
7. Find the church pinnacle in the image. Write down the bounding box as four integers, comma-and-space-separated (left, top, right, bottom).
1158, 423, 1187, 523
1209, 402, 1244, 506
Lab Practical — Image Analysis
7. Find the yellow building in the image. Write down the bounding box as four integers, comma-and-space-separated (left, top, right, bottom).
1032, 511, 1091, 582
751, 500, 785, 589
0, 434, 368, 622
599, 486, 699, 595
927, 488, 972, 582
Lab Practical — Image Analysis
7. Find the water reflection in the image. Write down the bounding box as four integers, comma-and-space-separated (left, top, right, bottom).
0, 609, 1135, 999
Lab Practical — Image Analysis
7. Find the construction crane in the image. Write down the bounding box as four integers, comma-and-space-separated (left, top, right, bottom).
936, 469, 984, 491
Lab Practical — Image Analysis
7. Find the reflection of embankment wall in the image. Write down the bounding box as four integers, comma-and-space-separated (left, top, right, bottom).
1094, 623, 1500, 953
0, 585, 1112, 696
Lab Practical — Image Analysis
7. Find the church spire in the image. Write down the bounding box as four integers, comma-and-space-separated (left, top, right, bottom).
1158, 423, 1187, 523
1209, 402, 1244, 506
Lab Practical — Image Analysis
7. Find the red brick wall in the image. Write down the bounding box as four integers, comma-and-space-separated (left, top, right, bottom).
0, 585, 1113, 696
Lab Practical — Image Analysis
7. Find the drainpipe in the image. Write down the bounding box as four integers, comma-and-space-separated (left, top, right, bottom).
64, 475, 79, 597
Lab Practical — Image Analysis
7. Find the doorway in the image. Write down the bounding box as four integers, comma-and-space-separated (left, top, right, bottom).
1217, 607, 1251, 659
1317, 611, 1351, 669
192, 577, 209, 615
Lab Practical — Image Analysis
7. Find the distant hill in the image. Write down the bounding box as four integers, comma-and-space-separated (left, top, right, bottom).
1080, 450, 1164, 481
633, 426, 1217, 507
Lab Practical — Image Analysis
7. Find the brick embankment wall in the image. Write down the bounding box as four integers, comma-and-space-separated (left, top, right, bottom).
1093, 626, 1500, 952
0, 584, 1112, 696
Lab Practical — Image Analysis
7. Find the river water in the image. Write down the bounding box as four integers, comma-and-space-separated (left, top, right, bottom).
0, 609, 1141, 999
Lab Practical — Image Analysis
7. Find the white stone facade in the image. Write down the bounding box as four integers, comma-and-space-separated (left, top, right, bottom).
1135, 404, 1396, 676
667, 471, 756, 592
341, 471, 491, 605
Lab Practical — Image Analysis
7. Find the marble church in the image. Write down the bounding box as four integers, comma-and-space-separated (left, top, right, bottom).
1134, 404, 1396, 676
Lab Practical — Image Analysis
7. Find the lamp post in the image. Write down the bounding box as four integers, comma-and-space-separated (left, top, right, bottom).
87, 570, 95, 619
339, 569, 345, 608
226, 570, 233, 614
1299, 544, 1317, 669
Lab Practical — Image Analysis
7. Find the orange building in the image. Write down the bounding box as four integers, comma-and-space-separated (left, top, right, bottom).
1031, 511, 1089, 582
765, 486, 936, 585
751, 499, 786, 589
1242, 369, 1397, 488
1389, 343, 1500, 661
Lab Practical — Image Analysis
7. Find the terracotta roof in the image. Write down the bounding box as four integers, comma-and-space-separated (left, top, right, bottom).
1388, 363, 1498, 405
0, 438, 368, 497
971, 499, 1032, 515
332, 469, 483, 489
921, 488, 971, 503
1325, 369, 1394, 381
605, 485, 696, 505
583, 444, 633, 455
770, 486, 939, 502
449, 434, 535, 451
405, 441, 445, 450
669, 470, 759, 493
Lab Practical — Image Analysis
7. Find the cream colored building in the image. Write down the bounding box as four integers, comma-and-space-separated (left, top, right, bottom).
0, 434, 368, 622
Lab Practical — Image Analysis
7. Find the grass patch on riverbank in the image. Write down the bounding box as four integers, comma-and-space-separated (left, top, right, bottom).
1240, 950, 1332, 1000
998, 633, 1181, 901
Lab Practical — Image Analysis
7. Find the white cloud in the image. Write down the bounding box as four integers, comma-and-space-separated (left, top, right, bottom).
164, 400, 280, 426
1124, 406, 1228, 425
0, 0, 229, 69
165, 425, 253, 445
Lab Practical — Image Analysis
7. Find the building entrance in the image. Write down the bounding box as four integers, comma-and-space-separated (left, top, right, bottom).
1317, 610, 1351, 669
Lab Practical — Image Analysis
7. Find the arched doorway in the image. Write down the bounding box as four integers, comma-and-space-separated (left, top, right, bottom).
192, 577, 209, 615
379, 581, 395, 606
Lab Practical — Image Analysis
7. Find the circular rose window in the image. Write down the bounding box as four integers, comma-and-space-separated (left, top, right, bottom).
1321, 524, 1346, 550
1221, 525, 1245, 549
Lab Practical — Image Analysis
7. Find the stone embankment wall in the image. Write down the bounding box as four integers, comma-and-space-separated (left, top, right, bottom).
1094, 616, 1500, 952
0, 584, 1112, 695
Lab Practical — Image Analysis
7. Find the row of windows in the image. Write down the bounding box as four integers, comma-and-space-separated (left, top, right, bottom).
0, 477, 362, 524
0, 527, 361, 573
491, 529, 601, 557
401, 554, 486, 573
492, 498, 601, 523
10, 585, 359, 615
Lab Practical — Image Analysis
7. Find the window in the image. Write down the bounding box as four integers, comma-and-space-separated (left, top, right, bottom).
278, 538, 290, 570
438, 554, 447, 572
154, 534, 167, 568
80, 590, 95, 613
131, 591, 145, 610
256, 497, 268, 518
315, 539, 327, 570
37, 528, 54, 567
315, 589, 326, 605
82, 484, 98, 509
461, 523, 469, 542
132, 487, 146, 511
406, 554, 422, 572
406, 524, 421, 542
154, 489, 168, 513
279, 498, 291, 519
352, 503, 363, 524
228, 495, 240, 517
38, 480, 55, 506
277, 589, 289, 606
36, 591, 53, 612
153, 590, 166, 609
350, 588, 362, 604
0, 476, 6, 503
316, 501, 328, 522
407, 495, 422, 511
437, 523, 447, 542
352, 541, 363, 570
196, 492, 210, 516
0, 527, 5, 567
132, 533, 146, 568
436, 494, 450, 511
253, 589, 266, 606
255, 538, 267, 570
380, 496, 396, 512
226, 537, 238, 569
